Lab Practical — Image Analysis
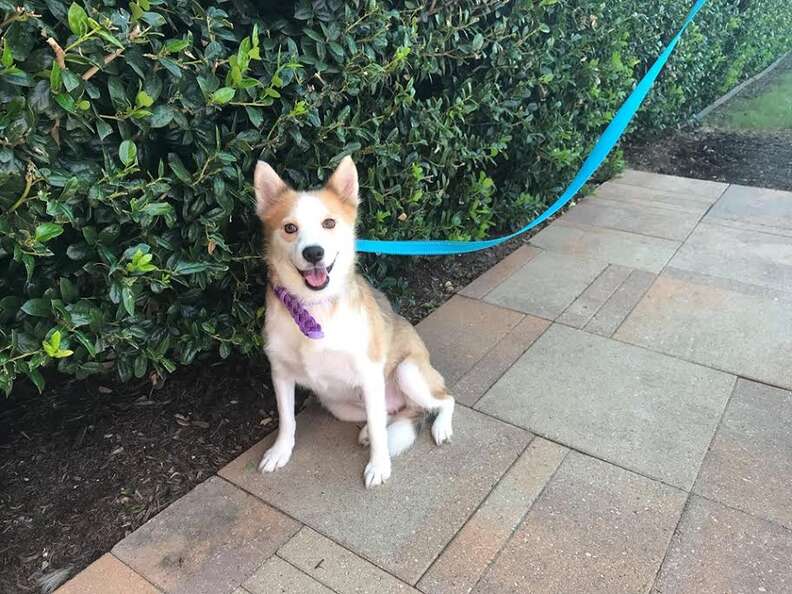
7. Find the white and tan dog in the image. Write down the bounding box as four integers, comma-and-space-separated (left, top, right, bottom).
253, 156, 454, 488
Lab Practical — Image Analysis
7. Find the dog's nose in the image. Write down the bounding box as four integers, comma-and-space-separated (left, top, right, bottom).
302, 245, 324, 264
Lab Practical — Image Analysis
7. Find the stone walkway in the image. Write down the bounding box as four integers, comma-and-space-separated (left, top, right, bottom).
59, 170, 792, 594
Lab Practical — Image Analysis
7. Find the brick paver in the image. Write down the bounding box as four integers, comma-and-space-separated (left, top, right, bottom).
416, 295, 523, 384
485, 250, 607, 319
68, 170, 792, 594
219, 403, 529, 584
477, 324, 734, 489
616, 268, 792, 390
56, 554, 160, 594
595, 181, 715, 215
451, 314, 549, 406
531, 220, 679, 272
556, 263, 632, 328
242, 556, 332, 594
694, 379, 792, 530
583, 268, 656, 337
278, 527, 419, 593
561, 196, 699, 240
473, 452, 687, 594
653, 496, 792, 594
669, 222, 792, 293
612, 169, 728, 198
112, 477, 299, 594
418, 438, 567, 594
458, 244, 541, 299
704, 184, 792, 232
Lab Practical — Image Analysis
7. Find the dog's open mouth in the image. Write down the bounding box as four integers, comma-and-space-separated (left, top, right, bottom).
300, 261, 335, 290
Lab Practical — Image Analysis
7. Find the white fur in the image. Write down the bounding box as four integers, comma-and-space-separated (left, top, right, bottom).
396, 361, 454, 444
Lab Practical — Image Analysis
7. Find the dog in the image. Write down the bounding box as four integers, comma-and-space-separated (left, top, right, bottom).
253, 156, 454, 488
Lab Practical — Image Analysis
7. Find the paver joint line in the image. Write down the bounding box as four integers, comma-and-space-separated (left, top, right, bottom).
648, 373, 738, 592
414, 435, 538, 586
466, 445, 571, 594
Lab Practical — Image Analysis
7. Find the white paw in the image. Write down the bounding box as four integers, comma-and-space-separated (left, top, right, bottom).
432, 413, 453, 445
358, 424, 369, 447
363, 457, 391, 488
258, 441, 293, 473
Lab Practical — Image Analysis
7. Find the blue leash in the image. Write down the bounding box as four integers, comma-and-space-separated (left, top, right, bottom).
356, 0, 708, 256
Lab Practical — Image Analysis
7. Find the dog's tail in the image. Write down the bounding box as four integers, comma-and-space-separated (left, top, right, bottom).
387, 408, 429, 457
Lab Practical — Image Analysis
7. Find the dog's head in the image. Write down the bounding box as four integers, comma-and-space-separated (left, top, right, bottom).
254, 156, 359, 300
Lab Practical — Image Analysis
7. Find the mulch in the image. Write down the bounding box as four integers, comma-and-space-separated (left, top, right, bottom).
626, 127, 792, 192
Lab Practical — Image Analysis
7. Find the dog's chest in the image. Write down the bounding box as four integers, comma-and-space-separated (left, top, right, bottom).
267, 301, 370, 394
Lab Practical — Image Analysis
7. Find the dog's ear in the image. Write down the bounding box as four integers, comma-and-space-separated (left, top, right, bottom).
253, 161, 288, 219
326, 156, 359, 206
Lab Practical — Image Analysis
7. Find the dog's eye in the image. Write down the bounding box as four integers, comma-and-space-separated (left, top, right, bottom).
322, 218, 336, 229
284, 223, 298, 234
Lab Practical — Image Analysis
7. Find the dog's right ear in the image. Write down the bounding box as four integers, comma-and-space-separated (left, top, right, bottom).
253, 161, 288, 220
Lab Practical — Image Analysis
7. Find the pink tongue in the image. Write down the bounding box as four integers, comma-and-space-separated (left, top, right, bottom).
304, 267, 328, 287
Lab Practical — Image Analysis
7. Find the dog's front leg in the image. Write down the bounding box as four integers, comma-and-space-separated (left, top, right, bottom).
259, 366, 296, 473
361, 367, 391, 488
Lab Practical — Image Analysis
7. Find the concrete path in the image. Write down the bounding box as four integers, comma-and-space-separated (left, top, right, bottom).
59, 170, 792, 594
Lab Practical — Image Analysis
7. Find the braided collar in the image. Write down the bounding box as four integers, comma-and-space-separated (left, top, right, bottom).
271, 285, 325, 339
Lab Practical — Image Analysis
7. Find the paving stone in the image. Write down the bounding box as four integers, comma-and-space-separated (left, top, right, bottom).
595, 180, 714, 214
700, 216, 792, 239
418, 438, 567, 594
279, 527, 419, 593
615, 268, 792, 390
613, 169, 728, 199
705, 184, 792, 232
219, 404, 530, 584
243, 555, 333, 594
477, 324, 734, 489
561, 197, 699, 240
530, 221, 679, 273
416, 296, 524, 385
556, 264, 632, 328
653, 496, 792, 594
694, 379, 792, 530
474, 452, 686, 594
459, 245, 541, 299
583, 269, 656, 337
485, 251, 607, 319
669, 222, 792, 293
56, 554, 160, 594
112, 477, 300, 594
452, 315, 549, 406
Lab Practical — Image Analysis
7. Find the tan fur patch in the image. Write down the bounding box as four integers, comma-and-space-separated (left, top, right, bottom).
259, 188, 298, 232
316, 188, 357, 226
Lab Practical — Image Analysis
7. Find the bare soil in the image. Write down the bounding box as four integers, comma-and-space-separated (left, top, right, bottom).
626, 127, 792, 192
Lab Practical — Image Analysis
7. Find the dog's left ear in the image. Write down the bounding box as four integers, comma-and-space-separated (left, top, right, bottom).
326, 156, 359, 206
253, 161, 289, 220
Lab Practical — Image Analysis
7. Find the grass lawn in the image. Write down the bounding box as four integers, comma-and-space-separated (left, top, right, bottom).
706, 61, 792, 130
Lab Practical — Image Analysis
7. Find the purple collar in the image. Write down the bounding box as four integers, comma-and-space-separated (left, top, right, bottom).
272, 286, 324, 339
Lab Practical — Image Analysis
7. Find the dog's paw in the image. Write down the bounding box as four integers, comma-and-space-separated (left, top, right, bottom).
358, 424, 369, 447
363, 457, 391, 488
431, 412, 453, 445
258, 442, 293, 473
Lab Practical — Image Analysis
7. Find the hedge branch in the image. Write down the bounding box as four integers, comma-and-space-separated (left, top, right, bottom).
7, 163, 36, 214
82, 25, 141, 81
46, 37, 66, 69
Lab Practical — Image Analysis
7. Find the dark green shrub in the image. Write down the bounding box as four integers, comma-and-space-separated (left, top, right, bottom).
1, 0, 790, 394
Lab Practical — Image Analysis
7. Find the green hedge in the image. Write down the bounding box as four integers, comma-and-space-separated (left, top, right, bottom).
1, 0, 790, 394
